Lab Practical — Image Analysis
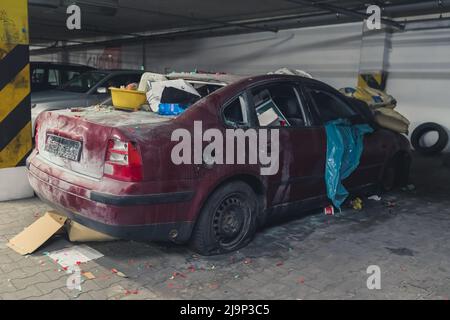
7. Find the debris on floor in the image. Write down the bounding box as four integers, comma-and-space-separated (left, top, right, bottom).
169, 272, 187, 280
368, 195, 382, 201
67, 221, 117, 242
45, 245, 104, 269
7, 211, 67, 255
385, 201, 396, 208
124, 289, 140, 296
324, 205, 335, 216
111, 268, 128, 278
351, 197, 363, 210
297, 277, 305, 284
7, 211, 116, 256
82, 271, 96, 280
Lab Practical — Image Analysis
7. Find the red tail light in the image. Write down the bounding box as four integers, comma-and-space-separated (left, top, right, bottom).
104, 139, 143, 182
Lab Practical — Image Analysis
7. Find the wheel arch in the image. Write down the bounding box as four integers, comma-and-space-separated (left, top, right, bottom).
381, 150, 412, 187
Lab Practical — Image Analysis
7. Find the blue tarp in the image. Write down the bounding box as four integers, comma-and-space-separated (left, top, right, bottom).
325, 119, 374, 209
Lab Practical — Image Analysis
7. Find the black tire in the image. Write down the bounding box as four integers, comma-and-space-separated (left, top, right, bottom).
411, 122, 448, 155
190, 181, 258, 256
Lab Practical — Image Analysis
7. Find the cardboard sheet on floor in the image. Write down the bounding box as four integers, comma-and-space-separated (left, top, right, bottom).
7, 211, 67, 255
67, 221, 116, 242
47, 245, 104, 268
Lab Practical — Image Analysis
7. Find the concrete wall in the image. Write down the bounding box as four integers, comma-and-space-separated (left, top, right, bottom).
387, 28, 450, 150
32, 22, 364, 88
141, 23, 364, 89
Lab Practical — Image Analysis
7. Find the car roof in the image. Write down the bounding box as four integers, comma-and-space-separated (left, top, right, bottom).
210, 74, 337, 104
228, 74, 331, 89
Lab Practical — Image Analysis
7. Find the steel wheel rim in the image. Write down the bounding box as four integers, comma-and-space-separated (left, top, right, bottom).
212, 193, 251, 249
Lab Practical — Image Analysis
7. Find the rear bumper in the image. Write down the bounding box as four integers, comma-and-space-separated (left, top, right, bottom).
27, 153, 195, 242
36, 194, 193, 242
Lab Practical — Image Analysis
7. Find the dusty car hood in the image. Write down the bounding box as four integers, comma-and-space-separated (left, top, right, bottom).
31, 90, 84, 103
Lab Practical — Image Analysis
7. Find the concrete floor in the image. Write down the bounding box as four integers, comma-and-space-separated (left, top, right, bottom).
0, 153, 449, 300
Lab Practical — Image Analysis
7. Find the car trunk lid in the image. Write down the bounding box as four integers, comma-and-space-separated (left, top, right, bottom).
36, 106, 173, 179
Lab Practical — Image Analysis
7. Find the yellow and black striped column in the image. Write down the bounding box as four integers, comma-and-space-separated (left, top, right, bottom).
357, 72, 388, 91
0, 0, 32, 170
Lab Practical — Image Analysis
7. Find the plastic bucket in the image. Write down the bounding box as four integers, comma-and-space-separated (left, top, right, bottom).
110, 87, 146, 111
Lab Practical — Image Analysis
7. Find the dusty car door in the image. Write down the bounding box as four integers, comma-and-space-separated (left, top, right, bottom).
301, 80, 385, 191
247, 81, 327, 210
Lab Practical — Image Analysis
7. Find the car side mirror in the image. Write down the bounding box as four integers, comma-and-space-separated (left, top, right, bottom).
97, 87, 107, 94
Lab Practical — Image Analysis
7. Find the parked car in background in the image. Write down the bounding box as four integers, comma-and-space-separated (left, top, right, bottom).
31, 61, 95, 92
28, 74, 411, 255
31, 70, 144, 134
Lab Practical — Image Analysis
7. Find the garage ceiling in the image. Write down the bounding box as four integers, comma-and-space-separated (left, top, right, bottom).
29, 0, 450, 49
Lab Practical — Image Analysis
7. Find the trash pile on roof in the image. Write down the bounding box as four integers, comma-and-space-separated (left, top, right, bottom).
269, 67, 313, 78
340, 86, 410, 134
147, 79, 201, 114
108, 71, 240, 116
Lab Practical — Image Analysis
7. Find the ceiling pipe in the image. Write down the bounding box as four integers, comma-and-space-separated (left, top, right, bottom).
30, 0, 450, 55
286, 0, 405, 29
115, 4, 279, 33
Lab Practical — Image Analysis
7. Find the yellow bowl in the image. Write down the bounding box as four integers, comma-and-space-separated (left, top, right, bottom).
110, 87, 146, 111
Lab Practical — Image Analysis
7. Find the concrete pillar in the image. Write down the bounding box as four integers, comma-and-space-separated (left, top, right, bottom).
0, 0, 34, 201
358, 25, 393, 90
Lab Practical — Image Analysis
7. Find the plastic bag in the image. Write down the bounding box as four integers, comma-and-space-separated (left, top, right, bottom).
158, 103, 187, 116
325, 119, 374, 208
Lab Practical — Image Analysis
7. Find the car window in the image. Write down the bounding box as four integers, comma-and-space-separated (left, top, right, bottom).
251, 83, 306, 127
31, 68, 46, 84
60, 70, 82, 84
48, 69, 60, 86
223, 96, 248, 127
59, 71, 108, 93
305, 85, 356, 123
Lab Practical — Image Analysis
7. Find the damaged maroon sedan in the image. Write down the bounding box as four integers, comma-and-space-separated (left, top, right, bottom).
27, 74, 411, 255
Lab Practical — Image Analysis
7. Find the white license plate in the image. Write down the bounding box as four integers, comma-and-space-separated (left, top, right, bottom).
45, 134, 82, 162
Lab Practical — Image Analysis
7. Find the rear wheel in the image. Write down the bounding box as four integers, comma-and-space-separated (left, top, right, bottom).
190, 181, 258, 256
